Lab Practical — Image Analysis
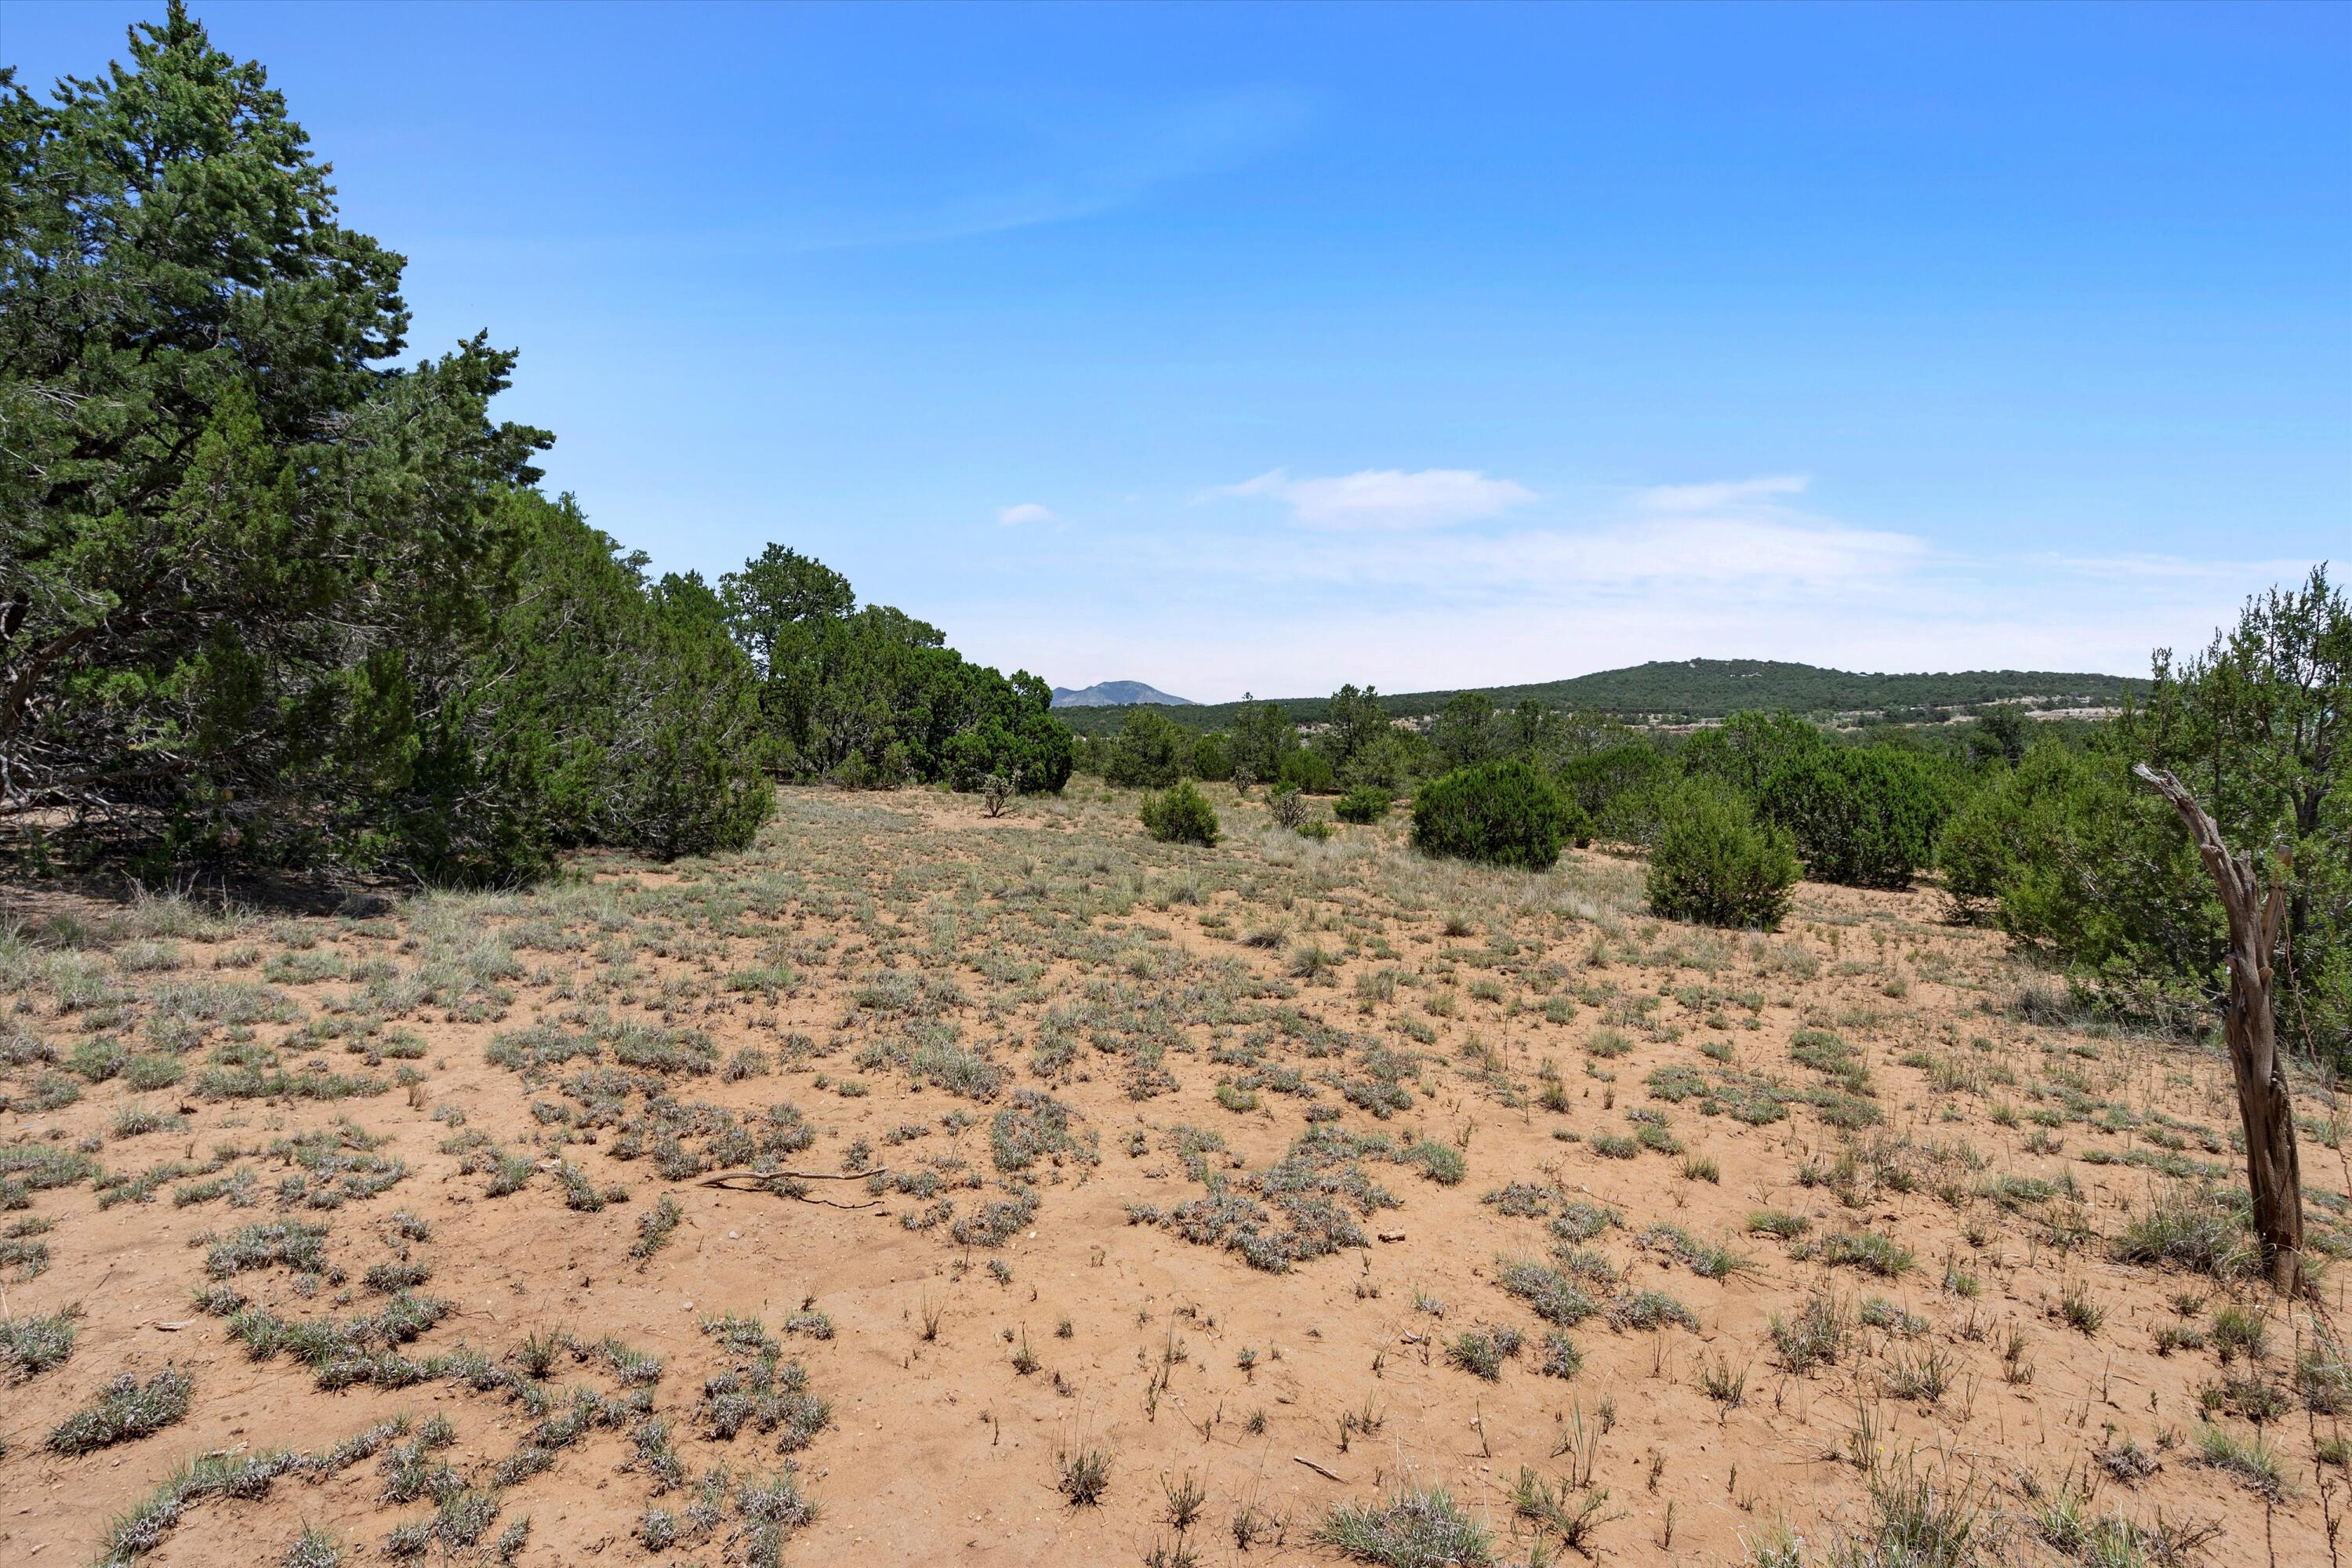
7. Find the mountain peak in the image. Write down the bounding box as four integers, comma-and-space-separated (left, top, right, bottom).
1051, 680, 1195, 709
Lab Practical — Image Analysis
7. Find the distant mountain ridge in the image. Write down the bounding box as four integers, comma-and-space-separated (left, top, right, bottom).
1051, 680, 1196, 709
1051, 658, 2141, 735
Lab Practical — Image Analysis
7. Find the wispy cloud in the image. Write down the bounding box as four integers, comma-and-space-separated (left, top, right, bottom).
428, 91, 1311, 259
2030, 550, 2318, 585
1637, 474, 1811, 513
1211, 466, 1537, 530
996, 502, 1055, 526
1197, 470, 1916, 597
906, 90, 1308, 245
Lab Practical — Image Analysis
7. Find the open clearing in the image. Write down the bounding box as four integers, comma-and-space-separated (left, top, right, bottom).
2, 784, 2343, 1567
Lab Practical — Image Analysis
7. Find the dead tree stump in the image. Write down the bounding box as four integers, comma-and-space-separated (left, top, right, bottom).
2134, 763, 2303, 1294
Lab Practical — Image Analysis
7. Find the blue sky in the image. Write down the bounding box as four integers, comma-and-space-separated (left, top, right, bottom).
10, 2, 2347, 700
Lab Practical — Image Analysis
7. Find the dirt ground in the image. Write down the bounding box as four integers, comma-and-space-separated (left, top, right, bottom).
2, 783, 2345, 1568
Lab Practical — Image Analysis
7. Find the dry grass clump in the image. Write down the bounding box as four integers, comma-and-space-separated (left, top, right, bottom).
49, 1367, 194, 1454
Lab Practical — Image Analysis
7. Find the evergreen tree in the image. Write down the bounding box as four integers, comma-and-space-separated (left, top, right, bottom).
0, 9, 774, 878
1104, 707, 1186, 789
1228, 698, 1298, 786
1432, 690, 1501, 770
1, 7, 550, 870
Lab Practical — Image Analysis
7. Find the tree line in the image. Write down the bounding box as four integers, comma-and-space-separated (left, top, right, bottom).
0, 7, 1069, 884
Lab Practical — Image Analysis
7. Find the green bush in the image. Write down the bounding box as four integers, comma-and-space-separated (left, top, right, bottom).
1334, 785, 1392, 824
1192, 731, 1233, 782
1227, 701, 1298, 786
941, 703, 1074, 797
1680, 710, 1829, 796
1105, 710, 1186, 789
1939, 739, 2092, 923
1277, 746, 1338, 794
1557, 742, 1669, 825
1411, 760, 1583, 870
1925, 570, 2347, 1061
1939, 739, 2219, 1025
1140, 782, 1220, 846
1646, 777, 1801, 930
1762, 746, 1949, 889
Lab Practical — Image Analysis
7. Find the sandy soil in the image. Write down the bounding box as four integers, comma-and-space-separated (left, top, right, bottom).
2, 784, 2343, 1568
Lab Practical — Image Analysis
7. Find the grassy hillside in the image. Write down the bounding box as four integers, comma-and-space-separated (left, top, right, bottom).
1054, 657, 2141, 735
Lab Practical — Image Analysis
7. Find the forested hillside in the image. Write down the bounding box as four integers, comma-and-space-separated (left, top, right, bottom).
1054, 659, 2141, 736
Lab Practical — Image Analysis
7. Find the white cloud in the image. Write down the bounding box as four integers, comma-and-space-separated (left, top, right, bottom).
1637, 474, 1811, 513
932, 468, 2305, 703
1201, 473, 1921, 599
2030, 550, 2317, 586
1503, 515, 1925, 591
996, 502, 1055, 526
1213, 466, 1536, 530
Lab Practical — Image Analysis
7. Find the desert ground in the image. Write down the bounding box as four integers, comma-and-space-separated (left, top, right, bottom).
2, 784, 2344, 1568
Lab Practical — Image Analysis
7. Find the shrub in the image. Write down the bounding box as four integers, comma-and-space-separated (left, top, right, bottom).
1104, 709, 1185, 789
1277, 746, 1338, 794
1334, 785, 1392, 824
1444, 1328, 1509, 1380
1761, 746, 1949, 890
1141, 782, 1219, 846
1933, 568, 2350, 1064
1680, 710, 1828, 796
1813, 1229, 1915, 1277
938, 686, 1076, 797
1936, 739, 2221, 1025
1557, 742, 1670, 827
1644, 777, 1799, 931
477, 495, 778, 867
1411, 760, 1583, 870
2112, 1186, 2262, 1280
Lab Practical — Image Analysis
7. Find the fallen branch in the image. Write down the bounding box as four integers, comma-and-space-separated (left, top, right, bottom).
698, 1171, 883, 1210
1294, 1455, 1348, 1483
702, 1167, 884, 1182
